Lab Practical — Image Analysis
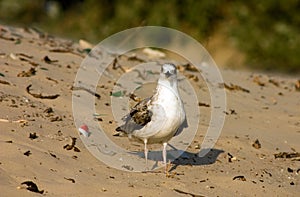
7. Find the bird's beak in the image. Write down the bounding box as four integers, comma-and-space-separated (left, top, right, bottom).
165, 71, 172, 78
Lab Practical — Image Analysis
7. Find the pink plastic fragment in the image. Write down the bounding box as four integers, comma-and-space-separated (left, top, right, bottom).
78, 124, 90, 137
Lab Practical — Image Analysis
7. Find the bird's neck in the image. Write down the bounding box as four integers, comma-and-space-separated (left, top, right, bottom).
157, 78, 179, 94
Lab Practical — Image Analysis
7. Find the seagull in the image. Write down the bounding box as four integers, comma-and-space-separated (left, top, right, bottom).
116, 63, 187, 173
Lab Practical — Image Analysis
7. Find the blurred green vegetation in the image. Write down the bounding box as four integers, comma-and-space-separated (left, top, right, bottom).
0, 0, 299, 73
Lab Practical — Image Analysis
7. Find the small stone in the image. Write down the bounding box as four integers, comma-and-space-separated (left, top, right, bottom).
252, 139, 261, 149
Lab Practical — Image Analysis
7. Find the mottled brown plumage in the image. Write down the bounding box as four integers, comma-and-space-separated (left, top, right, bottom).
116, 97, 152, 134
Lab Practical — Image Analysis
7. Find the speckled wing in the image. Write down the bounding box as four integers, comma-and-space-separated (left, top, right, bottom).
116, 97, 153, 134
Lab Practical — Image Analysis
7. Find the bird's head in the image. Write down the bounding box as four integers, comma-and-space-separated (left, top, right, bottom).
159, 63, 178, 88
161, 63, 177, 79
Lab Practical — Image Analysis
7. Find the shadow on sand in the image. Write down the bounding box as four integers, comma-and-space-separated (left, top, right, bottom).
130, 148, 224, 172
169, 148, 224, 171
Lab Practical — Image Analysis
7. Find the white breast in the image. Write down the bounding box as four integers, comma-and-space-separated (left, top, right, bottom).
132, 83, 185, 143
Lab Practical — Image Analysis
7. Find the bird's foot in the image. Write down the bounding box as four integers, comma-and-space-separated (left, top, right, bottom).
143, 166, 150, 172
165, 160, 173, 177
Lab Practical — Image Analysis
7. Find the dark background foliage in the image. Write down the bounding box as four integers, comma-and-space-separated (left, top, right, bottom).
0, 0, 299, 73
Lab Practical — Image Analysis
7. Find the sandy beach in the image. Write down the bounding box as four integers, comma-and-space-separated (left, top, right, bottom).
0, 25, 299, 196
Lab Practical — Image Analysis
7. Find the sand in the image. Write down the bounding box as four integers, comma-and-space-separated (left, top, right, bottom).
0, 24, 299, 197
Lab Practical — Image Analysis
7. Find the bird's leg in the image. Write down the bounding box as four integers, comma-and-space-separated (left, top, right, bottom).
144, 139, 148, 169
162, 142, 168, 173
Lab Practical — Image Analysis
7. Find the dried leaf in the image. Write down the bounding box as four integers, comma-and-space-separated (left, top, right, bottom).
253, 76, 265, 86
173, 188, 204, 197
63, 144, 73, 150
29, 132, 38, 140
224, 109, 237, 115
49, 152, 58, 159
198, 102, 210, 107
73, 147, 81, 152
126, 54, 146, 62
44, 107, 54, 113
0, 79, 10, 85
274, 152, 300, 159
17, 67, 36, 77
269, 79, 279, 87
221, 83, 250, 93
26, 84, 60, 99
23, 150, 31, 156
181, 63, 199, 72
63, 137, 80, 152
295, 80, 300, 91
43, 55, 58, 64
16, 53, 33, 59
122, 165, 134, 171
20, 181, 44, 194
233, 175, 246, 181
0, 35, 15, 41
50, 116, 62, 122
46, 77, 58, 83
187, 74, 199, 82
64, 177, 75, 183
228, 152, 237, 162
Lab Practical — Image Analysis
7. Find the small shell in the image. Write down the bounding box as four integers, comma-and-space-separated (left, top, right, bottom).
78, 124, 90, 137
9, 53, 18, 60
